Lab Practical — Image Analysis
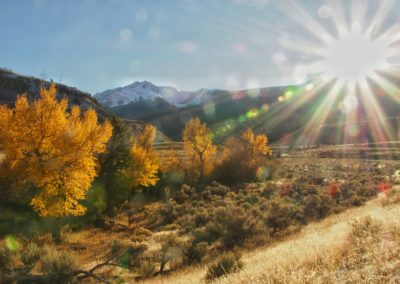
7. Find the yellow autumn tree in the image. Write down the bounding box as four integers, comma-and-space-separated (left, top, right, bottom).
0, 84, 113, 217
217, 129, 272, 183
241, 128, 272, 166
127, 124, 160, 188
182, 117, 217, 181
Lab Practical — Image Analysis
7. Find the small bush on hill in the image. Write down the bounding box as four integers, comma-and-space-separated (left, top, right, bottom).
40, 245, 79, 284
263, 197, 304, 233
184, 241, 209, 265
131, 227, 153, 242
138, 259, 156, 278
206, 251, 243, 281
303, 194, 332, 220
193, 204, 264, 249
157, 233, 184, 273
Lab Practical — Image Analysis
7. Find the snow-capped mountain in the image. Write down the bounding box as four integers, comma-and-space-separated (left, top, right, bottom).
94, 81, 215, 108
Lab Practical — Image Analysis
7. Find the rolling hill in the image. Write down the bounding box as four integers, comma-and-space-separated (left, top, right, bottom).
0, 68, 109, 117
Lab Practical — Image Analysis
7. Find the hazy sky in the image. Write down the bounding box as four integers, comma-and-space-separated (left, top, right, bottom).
0, 0, 399, 94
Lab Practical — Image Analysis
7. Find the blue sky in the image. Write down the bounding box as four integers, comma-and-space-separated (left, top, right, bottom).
0, 0, 398, 94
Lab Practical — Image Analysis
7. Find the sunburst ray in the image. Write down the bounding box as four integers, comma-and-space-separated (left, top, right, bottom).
275, 0, 400, 146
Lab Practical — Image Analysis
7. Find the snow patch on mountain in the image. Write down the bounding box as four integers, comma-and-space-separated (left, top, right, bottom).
94, 81, 215, 108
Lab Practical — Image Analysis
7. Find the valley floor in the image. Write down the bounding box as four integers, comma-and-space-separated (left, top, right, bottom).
142, 193, 400, 283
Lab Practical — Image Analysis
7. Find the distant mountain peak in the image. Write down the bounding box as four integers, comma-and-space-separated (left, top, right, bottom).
94, 81, 215, 108
129, 80, 157, 89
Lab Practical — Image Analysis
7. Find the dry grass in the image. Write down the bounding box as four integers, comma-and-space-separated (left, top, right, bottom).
141, 196, 400, 284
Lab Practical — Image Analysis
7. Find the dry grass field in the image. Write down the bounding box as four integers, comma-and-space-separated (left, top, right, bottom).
141, 191, 400, 284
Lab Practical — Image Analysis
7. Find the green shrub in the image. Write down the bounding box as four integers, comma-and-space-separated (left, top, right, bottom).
194, 208, 210, 227
40, 246, 78, 284
205, 182, 230, 197
158, 233, 184, 273
244, 194, 259, 205
119, 242, 148, 269
20, 242, 42, 268
202, 205, 263, 249
263, 197, 304, 233
343, 195, 366, 207
163, 223, 181, 231
302, 194, 332, 220
174, 184, 195, 203
134, 227, 153, 237
260, 183, 276, 198
176, 215, 195, 232
159, 200, 179, 224
0, 245, 13, 272
131, 231, 151, 242
184, 241, 208, 264
206, 252, 243, 281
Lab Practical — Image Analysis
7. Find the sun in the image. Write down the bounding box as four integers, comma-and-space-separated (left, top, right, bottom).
274, 0, 400, 146
322, 30, 391, 84
276, 1, 400, 86
321, 25, 393, 84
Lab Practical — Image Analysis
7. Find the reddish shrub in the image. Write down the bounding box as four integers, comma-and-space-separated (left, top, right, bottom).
377, 182, 391, 195
329, 182, 339, 199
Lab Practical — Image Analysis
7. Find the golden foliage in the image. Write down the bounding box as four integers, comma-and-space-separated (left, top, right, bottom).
220, 129, 271, 182
0, 84, 112, 217
127, 125, 160, 188
241, 129, 272, 168
182, 117, 217, 180
137, 124, 157, 150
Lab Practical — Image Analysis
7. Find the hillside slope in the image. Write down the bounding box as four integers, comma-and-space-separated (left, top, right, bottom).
143, 194, 400, 283
0, 68, 109, 117
0, 69, 171, 142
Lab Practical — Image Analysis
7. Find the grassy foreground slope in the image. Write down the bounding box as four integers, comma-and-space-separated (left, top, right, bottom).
144, 192, 400, 283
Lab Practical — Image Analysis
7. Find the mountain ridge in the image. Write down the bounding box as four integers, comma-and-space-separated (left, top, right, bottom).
94, 80, 220, 108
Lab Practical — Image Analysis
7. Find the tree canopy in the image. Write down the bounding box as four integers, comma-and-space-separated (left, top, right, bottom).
183, 117, 217, 181
0, 84, 113, 217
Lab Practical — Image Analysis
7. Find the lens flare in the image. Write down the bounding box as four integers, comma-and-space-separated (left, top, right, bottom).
5, 235, 19, 252
275, 0, 400, 146
256, 166, 271, 181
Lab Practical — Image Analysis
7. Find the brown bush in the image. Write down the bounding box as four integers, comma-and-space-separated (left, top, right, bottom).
206, 251, 243, 281
184, 241, 208, 265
